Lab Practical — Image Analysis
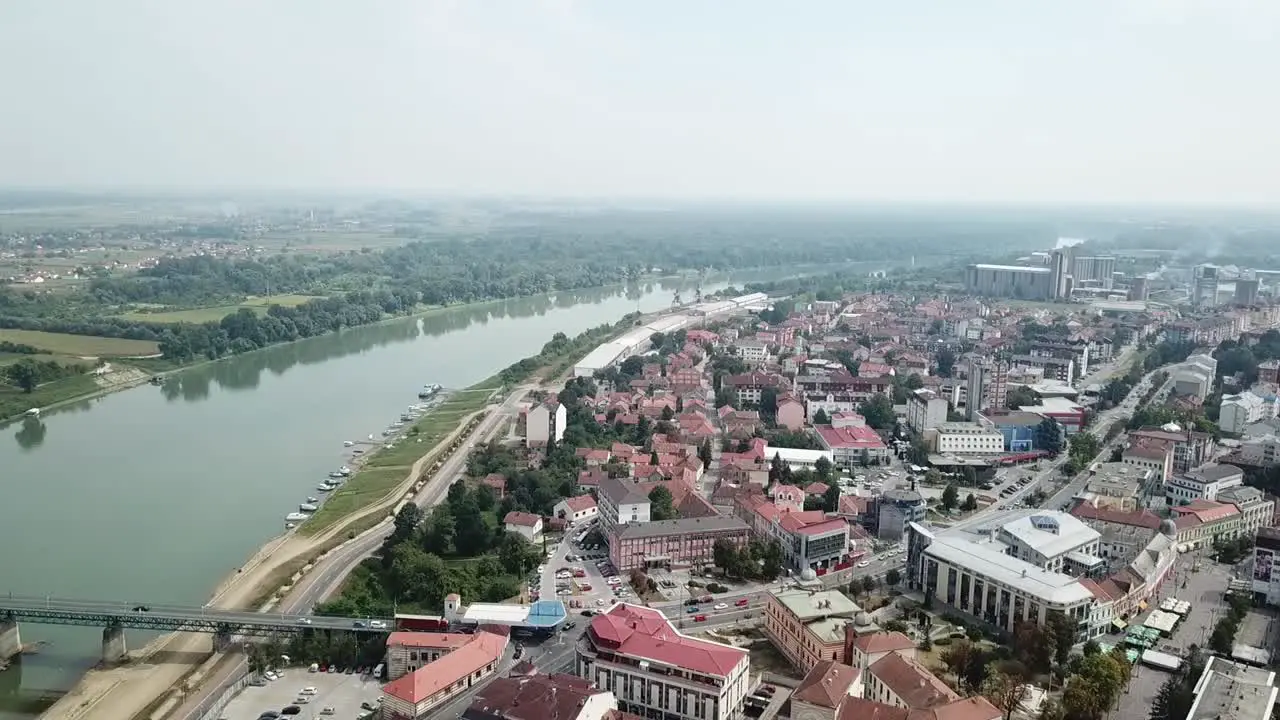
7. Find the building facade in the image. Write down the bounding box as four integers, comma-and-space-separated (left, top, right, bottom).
764, 589, 865, 673
906, 389, 948, 433
610, 516, 750, 572
928, 423, 1006, 455
576, 604, 750, 720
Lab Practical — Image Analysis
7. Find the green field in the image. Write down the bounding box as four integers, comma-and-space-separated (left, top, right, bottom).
298, 386, 499, 536
0, 329, 160, 357
0, 372, 100, 422
119, 294, 321, 324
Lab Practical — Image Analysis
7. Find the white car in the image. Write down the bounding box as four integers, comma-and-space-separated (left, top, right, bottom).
714, 603, 728, 610
857, 560, 871, 568
369, 620, 388, 629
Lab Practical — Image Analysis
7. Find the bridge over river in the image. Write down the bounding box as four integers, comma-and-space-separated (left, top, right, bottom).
0, 594, 389, 665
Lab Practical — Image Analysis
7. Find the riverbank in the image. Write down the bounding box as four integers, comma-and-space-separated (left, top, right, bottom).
37, 394, 504, 720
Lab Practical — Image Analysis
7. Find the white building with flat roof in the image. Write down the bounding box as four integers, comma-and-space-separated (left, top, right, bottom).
927, 422, 1005, 455
904, 510, 1103, 640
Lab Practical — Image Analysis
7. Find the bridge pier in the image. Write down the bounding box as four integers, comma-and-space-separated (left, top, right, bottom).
213, 628, 233, 653
0, 617, 20, 661
101, 624, 127, 665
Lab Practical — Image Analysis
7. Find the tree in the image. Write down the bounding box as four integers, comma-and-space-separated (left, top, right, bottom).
419, 505, 456, 556
984, 669, 1031, 720
1012, 621, 1053, 675
822, 483, 842, 513
648, 486, 676, 521
1069, 432, 1100, 464
661, 405, 675, 422
5, 359, 40, 393
649, 450, 660, 466
859, 393, 895, 429
941, 640, 977, 686
497, 532, 538, 576
1006, 386, 1038, 409
936, 348, 957, 377
961, 493, 978, 511
768, 454, 785, 484
389, 503, 423, 547
814, 456, 833, 481
1046, 610, 1077, 668
760, 387, 779, 423
698, 439, 713, 468
812, 408, 831, 425
884, 567, 902, 589
941, 484, 959, 512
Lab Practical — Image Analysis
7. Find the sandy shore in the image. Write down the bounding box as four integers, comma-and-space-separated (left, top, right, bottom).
39, 405, 494, 720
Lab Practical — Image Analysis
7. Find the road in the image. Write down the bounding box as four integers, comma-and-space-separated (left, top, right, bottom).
172, 386, 532, 720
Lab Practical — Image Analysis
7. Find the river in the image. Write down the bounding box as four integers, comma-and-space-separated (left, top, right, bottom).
0, 270, 816, 715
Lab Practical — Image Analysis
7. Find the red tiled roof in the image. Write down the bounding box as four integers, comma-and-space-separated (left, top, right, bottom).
868, 653, 959, 709
805, 482, 831, 496
384, 631, 506, 703
815, 423, 886, 450
563, 495, 596, 512
387, 631, 474, 650
586, 603, 746, 677
467, 673, 602, 720
1069, 502, 1163, 529
1172, 500, 1239, 524
794, 660, 861, 709
851, 631, 915, 655
504, 511, 542, 527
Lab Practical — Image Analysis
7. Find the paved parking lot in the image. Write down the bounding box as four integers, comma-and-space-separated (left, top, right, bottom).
539, 520, 633, 613
219, 670, 383, 720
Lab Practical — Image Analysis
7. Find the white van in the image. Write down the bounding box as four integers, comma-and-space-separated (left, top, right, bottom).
301, 686, 317, 695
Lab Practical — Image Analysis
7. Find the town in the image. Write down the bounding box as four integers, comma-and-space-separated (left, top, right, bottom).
212, 248, 1280, 720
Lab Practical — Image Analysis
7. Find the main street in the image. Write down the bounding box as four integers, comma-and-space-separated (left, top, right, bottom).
171, 385, 533, 719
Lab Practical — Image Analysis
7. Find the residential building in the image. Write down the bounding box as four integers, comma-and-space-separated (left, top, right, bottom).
1011, 354, 1074, 385
462, 673, 617, 720
1165, 464, 1244, 504
1221, 391, 1277, 434
864, 652, 959, 711
527, 397, 567, 447
764, 589, 865, 673
1079, 462, 1153, 512
554, 495, 599, 524
576, 603, 750, 720
790, 661, 862, 720
386, 632, 477, 681
1172, 500, 1242, 550
1218, 486, 1276, 536
735, 340, 770, 365
814, 413, 890, 468
926, 423, 1005, 455
1069, 503, 1163, 562
1028, 341, 1090, 379
504, 512, 544, 542
610, 516, 750, 572
597, 476, 653, 537
1260, 359, 1280, 385
875, 489, 926, 541
964, 264, 1057, 301
904, 511, 1102, 639
1129, 427, 1216, 474
777, 394, 806, 431
1122, 442, 1174, 483
965, 360, 1008, 419
1250, 527, 1280, 606
736, 497, 851, 574
847, 632, 916, 673
1185, 657, 1278, 720
382, 631, 508, 720
806, 395, 859, 422
725, 371, 788, 406
906, 389, 948, 433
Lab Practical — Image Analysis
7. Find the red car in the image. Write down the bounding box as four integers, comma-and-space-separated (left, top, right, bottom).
695, 615, 707, 622
573, 570, 586, 578
735, 599, 749, 607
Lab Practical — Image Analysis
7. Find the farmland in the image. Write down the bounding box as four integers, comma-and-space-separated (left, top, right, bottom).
117, 294, 321, 324
0, 329, 160, 357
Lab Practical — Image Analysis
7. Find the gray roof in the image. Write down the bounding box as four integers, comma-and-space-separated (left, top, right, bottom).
598, 475, 650, 506
1183, 464, 1244, 483
616, 516, 750, 539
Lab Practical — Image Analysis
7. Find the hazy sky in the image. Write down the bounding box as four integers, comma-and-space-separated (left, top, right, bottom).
1, 0, 1277, 203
